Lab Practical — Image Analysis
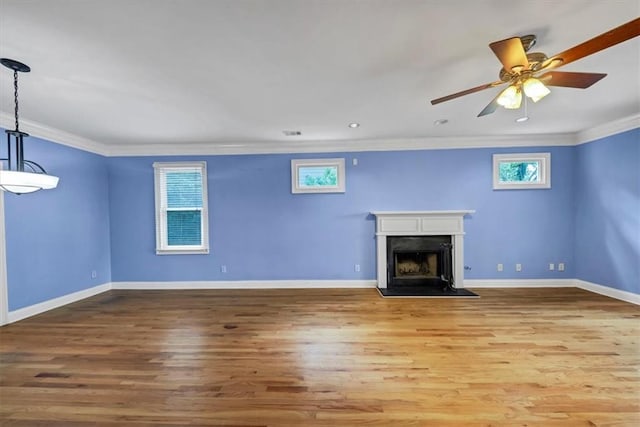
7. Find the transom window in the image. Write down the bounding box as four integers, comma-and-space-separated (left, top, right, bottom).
153, 162, 209, 254
291, 158, 346, 194
493, 153, 551, 190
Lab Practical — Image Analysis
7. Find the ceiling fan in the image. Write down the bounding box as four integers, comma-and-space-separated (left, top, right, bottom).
431, 17, 640, 117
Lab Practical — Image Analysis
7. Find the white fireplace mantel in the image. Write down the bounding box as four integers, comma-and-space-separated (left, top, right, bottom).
371, 210, 475, 289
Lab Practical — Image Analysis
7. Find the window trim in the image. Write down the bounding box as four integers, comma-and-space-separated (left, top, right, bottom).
492, 153, 551, 190
291, 158, 346, 194
153, 161, 209, 255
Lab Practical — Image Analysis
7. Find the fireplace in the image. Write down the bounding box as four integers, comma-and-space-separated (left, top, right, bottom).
387, 235, 453, 289
371, 211, 474, 289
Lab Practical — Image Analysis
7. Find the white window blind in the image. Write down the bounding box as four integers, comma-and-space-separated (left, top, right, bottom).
153, 161, 209, 254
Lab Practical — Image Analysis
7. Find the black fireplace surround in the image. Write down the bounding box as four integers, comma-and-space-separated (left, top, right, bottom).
386, 235, 454, 290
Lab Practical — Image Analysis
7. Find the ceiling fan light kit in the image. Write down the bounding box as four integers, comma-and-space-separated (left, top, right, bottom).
497, 85, 522, 109
522, 77, 550, 102
0, 58, 59, 195
430, 17, 640, 118
497, 76, 551, 110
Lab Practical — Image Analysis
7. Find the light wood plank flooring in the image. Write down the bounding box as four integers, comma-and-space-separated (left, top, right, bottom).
1, 288, 638, 426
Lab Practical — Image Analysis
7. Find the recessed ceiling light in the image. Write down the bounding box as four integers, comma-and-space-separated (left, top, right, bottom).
515, 116, 529, 123
348, 123, 360, 128
433, 119, 449, 126
282, 130, 302, 136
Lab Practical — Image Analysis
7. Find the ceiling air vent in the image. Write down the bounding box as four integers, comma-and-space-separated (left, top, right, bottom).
282, 130, 302, 136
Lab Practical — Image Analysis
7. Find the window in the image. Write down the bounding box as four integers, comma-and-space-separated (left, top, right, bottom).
493, 153, 551, 190
291, 158, 346, 194
153, 162, 209, 254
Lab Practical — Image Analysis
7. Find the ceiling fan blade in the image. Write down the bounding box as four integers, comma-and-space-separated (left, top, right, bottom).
477, 92, 502, 117
489, 37, 530, 72
538, 71, 607, 88
543, 17, 640, 70
431, 80, 504, 105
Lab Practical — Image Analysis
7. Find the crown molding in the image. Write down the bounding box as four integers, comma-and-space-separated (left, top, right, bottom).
6, 111, 639, 157
0, 112, 110, 156
106, 133, 577, 157
576, 114, 640, 145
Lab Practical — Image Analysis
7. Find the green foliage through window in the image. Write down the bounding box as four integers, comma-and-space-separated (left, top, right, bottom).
291, 158, 345, 193
498, 161, 539, 183
299, 166, 338, 187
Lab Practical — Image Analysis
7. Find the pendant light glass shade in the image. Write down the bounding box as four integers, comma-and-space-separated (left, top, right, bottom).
1, 58, 59, 195
0, 170, 59, 194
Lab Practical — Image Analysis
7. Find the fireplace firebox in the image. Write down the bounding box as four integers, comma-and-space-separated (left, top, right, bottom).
387, 235, 454, 290
371, 211, 475, 290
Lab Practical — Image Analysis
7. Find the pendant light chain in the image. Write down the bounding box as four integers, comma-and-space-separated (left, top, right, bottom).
13, 69, 20, 132
0, 57, 60, 194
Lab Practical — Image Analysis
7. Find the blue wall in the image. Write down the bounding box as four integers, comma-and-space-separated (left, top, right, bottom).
574, 128, 640, 294
3, 128, 637, 313
108, 146, 576, 282
3, 134, 111, 310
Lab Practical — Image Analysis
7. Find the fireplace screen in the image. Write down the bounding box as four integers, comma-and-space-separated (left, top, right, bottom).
393, 251, 439, 279
386, 235, 454, 289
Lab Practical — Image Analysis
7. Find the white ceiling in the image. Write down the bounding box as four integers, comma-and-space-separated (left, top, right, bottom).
0, 0, 639, 154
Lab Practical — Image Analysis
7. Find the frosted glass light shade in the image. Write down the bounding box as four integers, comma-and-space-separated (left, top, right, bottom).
523, 77, 551, 102
0, 170, 59, 194
497, 85, 522, 109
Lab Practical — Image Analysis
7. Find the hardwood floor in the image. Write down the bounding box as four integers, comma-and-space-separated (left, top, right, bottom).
0, 288, 638, 426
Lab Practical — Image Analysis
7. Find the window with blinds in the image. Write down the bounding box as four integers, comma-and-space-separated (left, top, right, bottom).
153, 162, 209, 254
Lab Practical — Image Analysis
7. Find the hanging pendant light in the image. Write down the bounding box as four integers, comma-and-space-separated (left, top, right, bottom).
0, 58, 59, 195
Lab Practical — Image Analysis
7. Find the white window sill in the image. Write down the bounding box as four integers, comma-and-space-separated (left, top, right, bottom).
156, 248, 210, 255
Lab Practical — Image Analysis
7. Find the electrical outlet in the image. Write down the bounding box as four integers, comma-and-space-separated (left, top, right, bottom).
221, 265, 227, 273
549, 263, 555, 271
354, 264, 360, 272
497, 263, 503, 272
91, 270, 97, 279
516, 263, 522, 272
558, 263, 565, 272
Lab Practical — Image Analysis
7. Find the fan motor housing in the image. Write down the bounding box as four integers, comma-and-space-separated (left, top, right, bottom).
499, 50, 549, 81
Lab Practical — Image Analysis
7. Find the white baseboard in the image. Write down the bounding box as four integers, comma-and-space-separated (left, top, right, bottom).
0, 280, 373, 324
574, 279, 640, 305
4, 278, 636, 325
466, 278, 639, 305
111, 280, 377, 290
7, 283, 112, 324
464, 279, 575, 288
